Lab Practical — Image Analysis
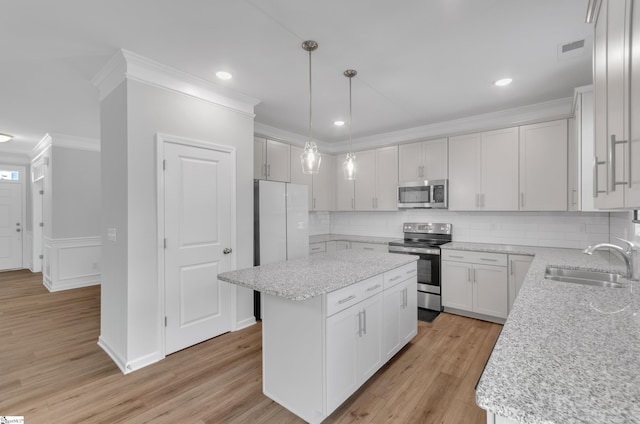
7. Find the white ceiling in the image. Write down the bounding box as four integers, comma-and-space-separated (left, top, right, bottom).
0, 0, 592, 155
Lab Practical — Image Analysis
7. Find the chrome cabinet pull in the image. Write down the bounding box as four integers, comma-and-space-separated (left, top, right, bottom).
449, 255, 464, 259
480, 193, 485, 207
338, 295, 356, 304
520, 192, 525, 208
389, 275, 402, 282
267, 164, 271, 177
367, 284, 382, 292
480, 258, 498, 262
362, 309, 367, 335
468, 268, 471, 282
363, 247, 374, 251
610, 134, 629, 191
351, 198, 355, 209
593, 156, 607, 197
357, 311, 363, 337
510, 260, 514, 276
474, 268, 477, 282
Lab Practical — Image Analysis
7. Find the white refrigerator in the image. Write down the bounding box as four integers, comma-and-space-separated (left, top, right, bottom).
254, 180, 309, 317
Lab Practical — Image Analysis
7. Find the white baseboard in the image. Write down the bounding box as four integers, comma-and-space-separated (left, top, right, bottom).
98, 336, 163, 375
234, 316, 257, 331
97, 335, 128, 374
43, 236, 101, 291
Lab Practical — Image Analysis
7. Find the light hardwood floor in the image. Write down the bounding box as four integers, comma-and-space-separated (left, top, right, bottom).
0, 269, 502, 423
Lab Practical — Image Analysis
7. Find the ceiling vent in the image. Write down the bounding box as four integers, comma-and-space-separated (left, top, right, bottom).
558, 39, 587, 60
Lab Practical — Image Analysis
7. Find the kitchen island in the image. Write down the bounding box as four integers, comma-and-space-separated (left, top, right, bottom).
218, 250, 419, 423
444, 242, 640, 424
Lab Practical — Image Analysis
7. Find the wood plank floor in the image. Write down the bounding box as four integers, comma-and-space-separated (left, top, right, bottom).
0, 269, 502, 423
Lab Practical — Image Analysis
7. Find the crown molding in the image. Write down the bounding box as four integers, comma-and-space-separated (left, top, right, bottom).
572, 85, 593, 115
254, 122, 329, 150
92, 49, 261, 116
585, 0, 601, 23
49, 133, 100, 152
30, 133, 52, 159
326, 97, 575, 153
0, 151, 30, 165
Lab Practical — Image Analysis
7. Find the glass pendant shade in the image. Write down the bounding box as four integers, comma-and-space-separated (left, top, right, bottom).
343, 152, 356, 180
301, 141, 321, 174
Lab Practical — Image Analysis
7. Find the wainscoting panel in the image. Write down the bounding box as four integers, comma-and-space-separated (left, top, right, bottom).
43, 236, 101, 291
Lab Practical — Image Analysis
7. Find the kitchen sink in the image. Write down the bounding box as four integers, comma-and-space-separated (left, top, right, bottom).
544, 266, 627, 288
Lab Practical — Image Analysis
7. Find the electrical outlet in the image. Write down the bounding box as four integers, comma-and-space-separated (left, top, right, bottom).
107, 228, 117, 242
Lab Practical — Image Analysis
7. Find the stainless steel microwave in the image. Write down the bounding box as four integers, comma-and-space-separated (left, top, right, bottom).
397, 179, 448, 209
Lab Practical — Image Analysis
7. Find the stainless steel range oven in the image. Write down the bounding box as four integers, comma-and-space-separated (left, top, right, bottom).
388, 222, 452, 311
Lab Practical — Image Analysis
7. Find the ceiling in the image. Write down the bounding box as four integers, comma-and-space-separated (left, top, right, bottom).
0, 0, 592, 155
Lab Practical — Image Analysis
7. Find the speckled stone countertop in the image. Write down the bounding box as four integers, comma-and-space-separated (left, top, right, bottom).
309, 234, 397, 245
218, 249, 417, 301
446, 242, 640, 423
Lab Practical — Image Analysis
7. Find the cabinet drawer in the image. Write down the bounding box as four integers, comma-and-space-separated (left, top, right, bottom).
325, 274, 383, 317
442, 250, 506, 267
309, 242, 326, 255
350, 242, 388, 252
384, 262, 417, 289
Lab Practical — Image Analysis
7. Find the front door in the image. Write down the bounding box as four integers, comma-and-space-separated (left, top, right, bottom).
164, 141, 233, 355
0, 183, 23, 270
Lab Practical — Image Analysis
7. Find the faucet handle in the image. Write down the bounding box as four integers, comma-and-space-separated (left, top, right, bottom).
615, 237, 637, 252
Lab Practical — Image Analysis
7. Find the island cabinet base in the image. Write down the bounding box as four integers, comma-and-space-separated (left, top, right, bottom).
486, 411, 518, 424
261, 262, 418, 423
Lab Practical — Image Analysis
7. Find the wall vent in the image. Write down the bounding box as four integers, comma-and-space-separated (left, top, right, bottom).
558, 39, 587, 60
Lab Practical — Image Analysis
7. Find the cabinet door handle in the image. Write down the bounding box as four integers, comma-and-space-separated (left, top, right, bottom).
610, 134, 629, 191
389, 275, 402, 282
476, 193, 480, 208
406, 269, 416, 274
357, 311, 363, 337
468, 268, 471, 282
263, 164, 267, 178
351, 198, 355, 209
520, 192, 525, 208
510, 260, 514, 276
593, 156, 607, 197
481, 193, 485, 208
362, 309, 367, 335
338, 295, 356, 304
474, 268, 477, 282
480, 258, 498, 262
267, 164, 271, 177
311, 247, 322, 251
313, 198, 316, 209
363, 247, 374, 251
449, 255, 464, 259
367, 284, 382, 292
572, 189, 577, 206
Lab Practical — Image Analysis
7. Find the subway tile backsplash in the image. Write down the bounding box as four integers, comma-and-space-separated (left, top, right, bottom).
309, 210, 633, 250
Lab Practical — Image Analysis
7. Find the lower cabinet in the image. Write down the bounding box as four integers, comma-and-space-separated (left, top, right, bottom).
261, 262, 417, 423
326, 293, 382, 412
442, 250, 508, 321
350, 241, 388, 252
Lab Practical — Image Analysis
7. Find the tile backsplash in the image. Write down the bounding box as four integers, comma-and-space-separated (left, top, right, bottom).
310, 210, 633, 250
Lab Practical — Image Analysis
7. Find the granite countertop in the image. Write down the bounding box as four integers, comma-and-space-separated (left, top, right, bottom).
309, 234, 397, 245
447, 242, 640, 423
218, 249, 418, 301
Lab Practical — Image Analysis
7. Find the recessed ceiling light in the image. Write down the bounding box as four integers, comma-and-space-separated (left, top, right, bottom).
494, 78, 513, 87
0, 133, 13, 143
334, 121, 345, 127
216, 71, 232, 80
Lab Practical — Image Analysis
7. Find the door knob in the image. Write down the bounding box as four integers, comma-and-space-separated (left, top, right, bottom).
16, 228, 21, 232
223, 248, 232, 255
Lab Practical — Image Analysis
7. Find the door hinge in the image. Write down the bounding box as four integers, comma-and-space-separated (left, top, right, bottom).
39, 222, 44, 227
39, 254, 43, 259
164, 316, 167, 327
39, 190, 44, 195
164, 238, 167, 249
163, 160, 166, 171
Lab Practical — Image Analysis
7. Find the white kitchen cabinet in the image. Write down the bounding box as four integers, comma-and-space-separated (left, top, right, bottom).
326, 293, 382, 412
354, 146, 398, 211
350, 242, 388, 253
398, 138, 448, 182
309, 242, 326, 255
336, 240, 351, 251
441, 250, 508, 321
382, 277, 417, 361
290, 144, 313, 209
568, 116, 579, 211
592, 0, 640, 209
326, 240, 337, 253
519, 120, 568, 211
312, 155, 334, 211
570, 87, 599, 211
449, 128, 519, 211
507, 254, 534, 314
334, 154, 355, 211
254, 137, 291, 182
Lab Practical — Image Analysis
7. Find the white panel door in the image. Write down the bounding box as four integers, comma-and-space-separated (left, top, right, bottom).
0, 183, 22, 270
423, 138, 448, 181
356, 294, 383, 382
326, 306, 359, 413
448, 133, 481, 210
398, 141, 423, 182
164, 142, 232, 355
473, 264, 508, 319
354, 149, 376, 210
481, 127, 519, 211
441, 261, 473, 311
375, 146, 398, 210
334, 154, 355, 211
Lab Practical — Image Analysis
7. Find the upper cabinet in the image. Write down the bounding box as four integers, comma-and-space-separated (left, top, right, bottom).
592, 0, 640, 209
334, 154, 355, 211
398, 138, 448, 182
519, 120, 568, 211
449, 128, 519, 211
290, 145, 334, 211
354, 146, 398, 211
254, 137, 290, 182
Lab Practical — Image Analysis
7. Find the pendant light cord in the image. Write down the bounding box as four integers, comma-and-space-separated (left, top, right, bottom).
348, 75, 352, 155
308, 49, 313, 144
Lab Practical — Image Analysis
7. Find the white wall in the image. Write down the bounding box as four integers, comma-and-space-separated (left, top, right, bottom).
328, 210, 631, 250
100, 78, 255, 373
51, 146, 101, 238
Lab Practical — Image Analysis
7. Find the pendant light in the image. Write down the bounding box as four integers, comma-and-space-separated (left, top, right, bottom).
342, 69, 357, 180
300, 40, 322, 174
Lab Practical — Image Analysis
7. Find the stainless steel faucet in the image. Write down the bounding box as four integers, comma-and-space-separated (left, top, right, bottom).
584, 238, 637, 281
